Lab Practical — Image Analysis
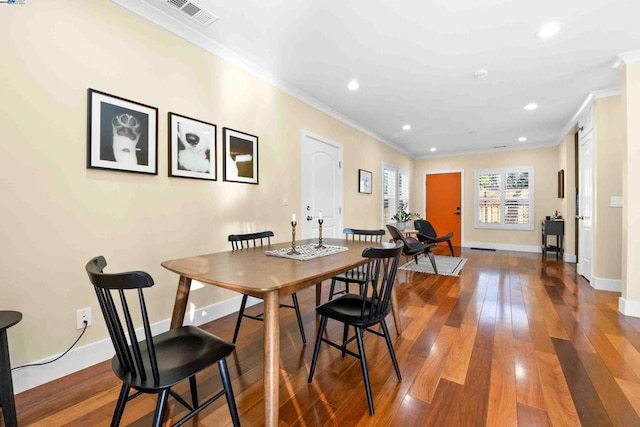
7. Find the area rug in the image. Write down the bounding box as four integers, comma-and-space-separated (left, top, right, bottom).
399, 255, 468, 276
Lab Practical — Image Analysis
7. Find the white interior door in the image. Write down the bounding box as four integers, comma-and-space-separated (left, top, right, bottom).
578, 130, 593, 281
301, 131, 343, 239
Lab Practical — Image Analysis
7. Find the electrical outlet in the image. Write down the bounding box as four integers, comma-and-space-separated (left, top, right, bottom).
76, 307, 92, 330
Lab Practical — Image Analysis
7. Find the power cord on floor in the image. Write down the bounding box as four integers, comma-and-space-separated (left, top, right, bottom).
11, 320, 89, 371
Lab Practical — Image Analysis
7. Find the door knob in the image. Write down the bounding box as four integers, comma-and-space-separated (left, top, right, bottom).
453, 212, 461, 216
306, 215, 313, 221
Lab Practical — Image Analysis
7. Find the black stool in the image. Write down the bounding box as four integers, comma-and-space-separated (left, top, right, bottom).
0, 311, 22, 427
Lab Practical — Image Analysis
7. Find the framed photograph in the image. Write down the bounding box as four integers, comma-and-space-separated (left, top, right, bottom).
168, 113, 216, 180
87, 88, 158, 174
558, 169, 565, 198
359, 169, 372, 194
223, 127, 258, 184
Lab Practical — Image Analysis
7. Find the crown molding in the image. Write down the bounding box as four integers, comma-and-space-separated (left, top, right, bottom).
618, 50, 640, 64
110, 0, 411, 157
415, 139, 558, 160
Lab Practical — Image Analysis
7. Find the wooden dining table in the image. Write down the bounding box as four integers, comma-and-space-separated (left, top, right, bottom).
161, 237, 403, 426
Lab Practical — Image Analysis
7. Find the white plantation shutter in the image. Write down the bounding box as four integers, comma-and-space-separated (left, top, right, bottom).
475, 167, 533, 230
382, 164, 410, 225
383, 166, 397, 224
398, 169, 410, 209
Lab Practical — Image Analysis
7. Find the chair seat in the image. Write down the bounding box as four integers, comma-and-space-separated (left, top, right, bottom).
405, 241, 427, 256
316, 294, 390, 327
113, 326, 235, 392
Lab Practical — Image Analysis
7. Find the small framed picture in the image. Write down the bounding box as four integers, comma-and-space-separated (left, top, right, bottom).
168, 113, 216, 180
223, 127, 258, 184
359, 169, 372, 194
87, 88, 158, 174
558, 169, 565, 198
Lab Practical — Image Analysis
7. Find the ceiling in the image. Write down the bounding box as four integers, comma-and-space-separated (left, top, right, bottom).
114, 0, 640, 158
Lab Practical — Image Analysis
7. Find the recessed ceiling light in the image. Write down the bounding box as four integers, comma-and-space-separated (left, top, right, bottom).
518, 136, 527, 142
402, 124, 411, 131
347, 79, 360, 91
524, 102, 538, 111
430, 147, 436, 152
474, 68, 489, 79
536, 22, 561, 39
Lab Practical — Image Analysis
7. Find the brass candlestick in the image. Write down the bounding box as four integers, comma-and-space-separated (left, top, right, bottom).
316, 218, 326, 249
287, 221, 301, 255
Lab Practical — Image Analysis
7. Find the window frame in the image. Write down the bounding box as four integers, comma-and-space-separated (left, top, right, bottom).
474, 166, 534, 231
382, 162, 410, 225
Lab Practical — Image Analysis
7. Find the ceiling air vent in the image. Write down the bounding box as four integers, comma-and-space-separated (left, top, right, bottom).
165, 0, 219, 27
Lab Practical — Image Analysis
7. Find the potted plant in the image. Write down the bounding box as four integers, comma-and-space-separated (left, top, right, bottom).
391, 201, 421, 230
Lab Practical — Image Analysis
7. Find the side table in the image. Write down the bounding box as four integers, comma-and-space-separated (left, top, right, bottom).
0, 311, 22, 427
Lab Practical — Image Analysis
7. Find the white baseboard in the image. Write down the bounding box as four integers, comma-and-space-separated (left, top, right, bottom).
464, 241, 540, 253
13, 294, 259, 395
591, 276, 622, 292
619, 297, 640, 318
463, 242, 577, 264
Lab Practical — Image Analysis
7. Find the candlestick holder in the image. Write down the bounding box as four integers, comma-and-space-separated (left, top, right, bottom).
287, 221, 301, 255
315, 218, 326, 249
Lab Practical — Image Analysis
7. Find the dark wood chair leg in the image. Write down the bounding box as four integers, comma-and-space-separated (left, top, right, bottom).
188, 375, 198, 407
354, 327, 374, 415
0, 330, 17, 427
341, 323, 349, 358
291, 293, 306, 344
426, 251, 438, 274
308, 316, 328, 382
447, 240, 454, 256
152, 389, 170, 427
329, 279, 337, 300
218, 359, 241, 427
381, 320, 402, 381
232, 295, 249, 344
111, 383, 130, 427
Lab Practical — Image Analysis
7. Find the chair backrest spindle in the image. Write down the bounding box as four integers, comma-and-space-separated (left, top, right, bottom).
357, 241, 402, 321
228, 231, 274, 250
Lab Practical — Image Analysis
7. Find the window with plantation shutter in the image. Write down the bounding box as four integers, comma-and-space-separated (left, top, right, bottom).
383, 166, 397, 224
475, 167, 533, 230
382, 163, 410, 225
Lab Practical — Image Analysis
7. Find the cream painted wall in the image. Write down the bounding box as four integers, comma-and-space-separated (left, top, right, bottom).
415, 146, 562, 250
0, 1, 412, 368
623, 62, 640, 304
593, 96, 624, 280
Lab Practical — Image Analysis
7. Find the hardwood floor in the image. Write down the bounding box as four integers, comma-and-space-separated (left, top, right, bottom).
13, 248, 640, 426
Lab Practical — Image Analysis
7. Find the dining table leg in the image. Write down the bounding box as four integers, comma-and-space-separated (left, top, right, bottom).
315, 282, 322, 307
390, 287, 402, 335
263, 290, 280, 426
170, 275, 192, 329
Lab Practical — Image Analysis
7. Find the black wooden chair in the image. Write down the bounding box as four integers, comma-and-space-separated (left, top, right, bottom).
386, 224, 438, 274
414, 219, 455, 256
228, 231, 306, 345
328, 228, 386, 300
85, 256, 240, 427
308, 241, 404, 415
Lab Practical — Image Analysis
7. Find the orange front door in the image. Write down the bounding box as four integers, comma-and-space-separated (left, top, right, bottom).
425, 172, 461, 247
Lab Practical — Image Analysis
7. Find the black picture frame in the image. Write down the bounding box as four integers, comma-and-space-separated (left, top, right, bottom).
87, 89, 158, 174
359, 169, 372, 194
222, 127, 258, 184
168, 113, 217, 180
558, 169, 565, 198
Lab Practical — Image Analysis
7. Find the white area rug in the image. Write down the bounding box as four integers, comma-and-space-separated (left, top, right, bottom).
399, 255, 468, 276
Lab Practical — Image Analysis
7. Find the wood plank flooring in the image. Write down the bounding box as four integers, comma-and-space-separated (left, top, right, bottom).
12, 248, 640, 426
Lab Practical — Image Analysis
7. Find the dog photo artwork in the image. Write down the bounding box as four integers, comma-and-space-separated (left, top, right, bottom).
169, 113, 216, 180
87, 89, 158, 174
